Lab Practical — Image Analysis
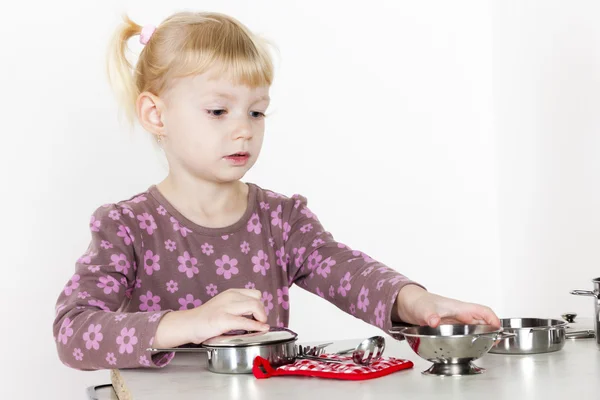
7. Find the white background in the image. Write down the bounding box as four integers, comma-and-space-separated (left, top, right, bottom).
1, 0, 598, 398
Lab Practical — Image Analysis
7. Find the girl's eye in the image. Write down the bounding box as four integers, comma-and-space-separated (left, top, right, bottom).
250, 111, 266, 119
208, 109, 227, 117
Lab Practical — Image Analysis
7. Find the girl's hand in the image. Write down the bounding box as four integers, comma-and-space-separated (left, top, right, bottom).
393, 285, 501, 328
154, 288, 270, 349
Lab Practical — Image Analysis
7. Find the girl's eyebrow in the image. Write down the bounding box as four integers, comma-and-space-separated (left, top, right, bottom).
203, 92, 270, 103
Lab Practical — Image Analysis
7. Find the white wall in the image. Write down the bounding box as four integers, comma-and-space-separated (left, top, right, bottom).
0, 0, 597, 398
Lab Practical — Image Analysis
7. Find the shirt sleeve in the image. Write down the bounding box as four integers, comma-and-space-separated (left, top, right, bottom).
52, 204, 174, 371
281, 194, 426, 334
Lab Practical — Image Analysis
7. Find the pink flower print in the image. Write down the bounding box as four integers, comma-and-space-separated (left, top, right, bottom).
316, 287, 324, 298
221, 235, 229, 240
166, 280, 179, 293
316, 257, 336, 278
115, 314, 127, 322
276, 316, 284, 328
156, 205, 167, 216
88, 265, 100, 273
312, 238, 324, 248
252, 250, 270, 276
276, 247, 290, 271
120, 277, 128, 286
376, 279, 386, 291
361, 266, 374, 276
247, 213, 262, 234
90, 216, 101, 232
245, 282, 256, 289
337, 272, 352, 297
77, 291, 89, 299
215, 255, 239, 280
178, 294, 202, 310
149, 313, 161, 323
131, 195, 147, 203
329, 285, 335, 298
389, 275, 408, 285
262, 291, 274, 315
357, 286, 370, 312
83, 324, 103, 350
300, 207, 315, 219
137, 213, 157, 235
89, 299, 110, 312
170, 217, 192, 237
350, 303, 356, 314
97, 275, 120, 295
240, 241, 250, 254
201, 243, 214, 256
106, 352, 117, 365
108, 209, 121, 220
374, 301, 386, 328
178, 251, 199, 278
135, 278, 142, 288
307, 251, 322, 273
139, 355, 151, 366
117, 225, 134, 245
140, 291, 161, 312
294, 199, 301, 209
78, 252, 93, 264
143, 250, 160, 275
64, 274, 80, 296
116, 327, 138, 354
300, 223, 313, 234
277, 287, 289, 310
282, 222, 291, 241
100, 240, 113, 250
293, 247, 306, 268
73, 348, 83, 361
260, 201, 270, 210
271, 205, 283, 229
122, 206, 134, 218
58, 318, 74, 344
165, 239, 176, 252
110, 253, 131, 275
206, 283, 218, 297
377, 267, 390, 274
268, 237, 275, 247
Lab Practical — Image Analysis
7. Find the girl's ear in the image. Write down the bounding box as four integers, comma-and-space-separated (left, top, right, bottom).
137, 91, 166, 140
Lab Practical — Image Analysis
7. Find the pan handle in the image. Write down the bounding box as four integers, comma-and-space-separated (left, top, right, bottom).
146, 347, 208, 353
570, 290, 597, 297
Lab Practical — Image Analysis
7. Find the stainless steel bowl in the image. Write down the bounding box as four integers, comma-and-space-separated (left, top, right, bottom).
395, 324, 513, 376
489, 318, 568, 354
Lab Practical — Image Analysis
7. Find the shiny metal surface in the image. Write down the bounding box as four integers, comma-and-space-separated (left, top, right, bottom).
202, 327, 297, 347
395, 324, 511, 376
335, 336, 385, 365
205, 340, 297, 374
571, 277, 600, 349
489, 318, 568, 354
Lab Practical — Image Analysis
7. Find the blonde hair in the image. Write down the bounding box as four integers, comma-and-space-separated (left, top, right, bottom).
106, 11, 276, 129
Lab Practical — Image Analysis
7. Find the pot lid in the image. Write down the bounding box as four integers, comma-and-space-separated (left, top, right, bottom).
201, 327, 298, 348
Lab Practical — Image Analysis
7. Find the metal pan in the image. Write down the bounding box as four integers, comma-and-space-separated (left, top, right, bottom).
489, 318, 570, 354
148, 327, 298, 374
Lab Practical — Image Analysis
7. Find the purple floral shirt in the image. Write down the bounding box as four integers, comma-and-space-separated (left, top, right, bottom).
53, 183, 421, 370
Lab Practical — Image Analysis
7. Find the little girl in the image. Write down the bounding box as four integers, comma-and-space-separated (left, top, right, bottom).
53, 11, 500, 371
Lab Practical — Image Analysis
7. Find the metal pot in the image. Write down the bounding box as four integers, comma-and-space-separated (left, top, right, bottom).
489, 318, 571, 354
148, 327, 298, 374
571, 277, 600, 349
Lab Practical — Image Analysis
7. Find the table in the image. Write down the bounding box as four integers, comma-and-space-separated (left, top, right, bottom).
106, 333, 599, 400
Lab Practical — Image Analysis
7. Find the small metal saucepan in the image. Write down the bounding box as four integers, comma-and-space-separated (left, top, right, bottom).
571, 277, 600, 349
148, 327, 298, 374
489, 318, 576, 354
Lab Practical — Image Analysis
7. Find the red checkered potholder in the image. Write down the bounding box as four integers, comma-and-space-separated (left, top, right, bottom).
252, 353, 414, 380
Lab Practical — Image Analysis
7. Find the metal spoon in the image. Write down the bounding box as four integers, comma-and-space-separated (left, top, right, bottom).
334, 336, 385, 365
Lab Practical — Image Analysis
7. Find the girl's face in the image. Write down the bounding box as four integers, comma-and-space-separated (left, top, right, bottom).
159, 68, 270, 184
